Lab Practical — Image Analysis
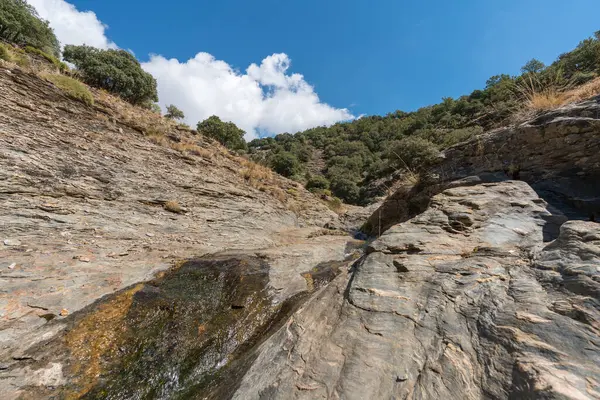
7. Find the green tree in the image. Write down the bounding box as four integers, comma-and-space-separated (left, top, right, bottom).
306, 175, 330, 191
521, 59, 546, 75
165, 104, 185, 120
270, 151, 301, 177
0, 0, 60, 57
63, 45, 158, 105
197, 115, 247, 151
330, 177, 360, 204
386, 137, 440, 171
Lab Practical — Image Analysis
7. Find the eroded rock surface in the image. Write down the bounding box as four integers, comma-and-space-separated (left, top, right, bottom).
0, 67, 365, 398
233, 181, 600, 399
365, 98, 600, 236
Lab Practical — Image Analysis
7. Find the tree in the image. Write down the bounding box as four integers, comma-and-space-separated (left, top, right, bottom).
330, 177, 360, 204
521, 59, 546, 75
63, 45, 158, 105
386, 137, 440, 171
165, 104, 185, 120
306, 175, 330, 191
0, 0, 60, 57
197, 115, 247, 151
270, 152, 301, 177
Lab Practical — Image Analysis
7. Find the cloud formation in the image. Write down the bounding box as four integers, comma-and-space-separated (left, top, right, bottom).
143, 53, 354, 139
27, 0, 117, 49
26, 0, 354, 138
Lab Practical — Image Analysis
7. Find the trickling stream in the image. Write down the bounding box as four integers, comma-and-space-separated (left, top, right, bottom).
21, 252, 356, 399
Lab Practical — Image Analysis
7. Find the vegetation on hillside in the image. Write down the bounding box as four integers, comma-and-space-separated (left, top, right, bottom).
197, 115, 247, 151
63, 45, 158, 106
165, 104, 185, 120
42, 73, 94, 105
248, 31, 600, 204
1, 1, 599, 208
0, 0, 59, 57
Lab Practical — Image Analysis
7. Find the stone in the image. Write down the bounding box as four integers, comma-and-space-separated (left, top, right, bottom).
3, 239, 21, 246
231, 181, 600, 399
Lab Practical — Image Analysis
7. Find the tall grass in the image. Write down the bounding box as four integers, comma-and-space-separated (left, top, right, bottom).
42, 73, 94, 105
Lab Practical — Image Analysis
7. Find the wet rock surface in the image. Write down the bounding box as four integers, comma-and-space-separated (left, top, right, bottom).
233, 181, 600, 399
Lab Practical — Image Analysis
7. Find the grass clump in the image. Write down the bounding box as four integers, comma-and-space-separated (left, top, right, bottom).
24, 45, 68, 72
164, 200, 183, 214
42, 73, 94, 105
0, 43, 11, 62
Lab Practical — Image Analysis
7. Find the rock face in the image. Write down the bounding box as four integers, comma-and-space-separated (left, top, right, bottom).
0, 67, 364, 398
364, 98, 600, 236
1, 65, 600, 399
232, 181, 600, 399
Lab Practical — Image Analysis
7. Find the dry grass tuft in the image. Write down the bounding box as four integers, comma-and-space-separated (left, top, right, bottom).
241, 160, 273, 183
164, 200, 183, 214
527, 90, 566, 111
561, 76, 600, 105
269, 187, 287, 203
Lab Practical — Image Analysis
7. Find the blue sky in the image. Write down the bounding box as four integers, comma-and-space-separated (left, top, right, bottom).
30, 0, 600, 136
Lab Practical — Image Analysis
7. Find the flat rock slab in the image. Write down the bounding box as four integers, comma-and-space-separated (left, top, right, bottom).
233, 181, 600, 399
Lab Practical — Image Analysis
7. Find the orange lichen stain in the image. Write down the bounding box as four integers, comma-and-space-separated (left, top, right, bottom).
198, 324, 207, 336
302, 273, 314, 292
63, 283, 143, 399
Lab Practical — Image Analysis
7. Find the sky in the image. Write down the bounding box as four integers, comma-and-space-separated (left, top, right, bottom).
26, 0, 600, 139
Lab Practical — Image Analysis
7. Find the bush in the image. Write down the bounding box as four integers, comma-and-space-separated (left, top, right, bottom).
63, 45, 158, 105
330, 176, 360, 204
386, 137, 440, 171
0, 43, 10, 61
165, 104, 185, 120
0, 0, 60, 57
270, 151, 301, 177
197, 115, 247, 151
306, 175, 330, 191
42, 73, 94, 105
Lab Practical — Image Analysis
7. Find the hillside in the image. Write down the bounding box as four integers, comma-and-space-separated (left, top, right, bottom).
248, 31, 600, 205
0, 5, 599, 398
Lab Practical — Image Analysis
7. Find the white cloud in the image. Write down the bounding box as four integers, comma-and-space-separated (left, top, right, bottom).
143, 53, 354, 139
26, 0, 116, 49
27, 0, 354, 138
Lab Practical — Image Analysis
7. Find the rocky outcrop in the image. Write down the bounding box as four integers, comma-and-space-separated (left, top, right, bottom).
365, 98, 600, 236
1, 64, 599, 399
232, 181, 600, 399
0, 67, 365, 398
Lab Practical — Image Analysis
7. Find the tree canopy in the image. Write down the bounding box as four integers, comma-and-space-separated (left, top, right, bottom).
63, 45, 158, 105
165, 104, 185, 120
197, 115, 247, 151
0, 0, 60, 57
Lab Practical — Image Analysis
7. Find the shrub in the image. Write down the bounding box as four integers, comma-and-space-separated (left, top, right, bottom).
306, 175, 330, 191
330, 177, 360, 204
0, 0, 60, 57
42, 73, 94, 105
386, 137, 440, 171
0, 43, 10, 61
165, 104, 185, 120
63, 45, 158, 105
270, 151, 301, 177
197, 115, 247, 151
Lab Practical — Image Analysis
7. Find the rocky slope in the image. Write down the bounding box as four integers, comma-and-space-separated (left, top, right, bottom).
233, 180, 600, 399
0, 63, 599, 399
364, 96, 600, 235
0, 66, 364, 398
